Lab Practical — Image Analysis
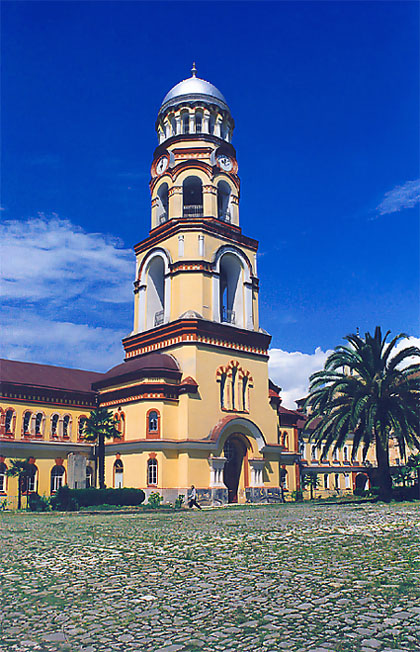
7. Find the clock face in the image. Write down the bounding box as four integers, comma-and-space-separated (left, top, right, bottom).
217, 155, 233, 172
156, 156, 169, 175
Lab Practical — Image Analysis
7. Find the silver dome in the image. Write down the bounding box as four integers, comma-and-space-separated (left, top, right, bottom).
159, 75, 230, 115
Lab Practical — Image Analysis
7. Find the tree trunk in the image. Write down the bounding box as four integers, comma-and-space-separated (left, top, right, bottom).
375, 431, 392, 502
98, 434, 106, 489
17, 479, 22, 510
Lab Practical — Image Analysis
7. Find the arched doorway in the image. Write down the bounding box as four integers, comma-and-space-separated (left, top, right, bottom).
223, 435, 247, 503
355, 473, 369, 491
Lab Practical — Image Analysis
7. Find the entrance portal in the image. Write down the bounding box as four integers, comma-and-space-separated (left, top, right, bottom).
223, 435, 247, 503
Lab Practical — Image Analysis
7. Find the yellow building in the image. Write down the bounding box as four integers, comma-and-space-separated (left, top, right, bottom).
0, 67, 300, 506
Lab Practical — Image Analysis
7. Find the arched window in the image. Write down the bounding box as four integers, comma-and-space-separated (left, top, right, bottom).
209, 113, 215, 135
324, 474, 329, 489
86, 466, 93, 488
311, 446, 317, 460
114, 458, 124, 488
183, 176, 203, 217
113, 410, 125, 441
22, 461, 38, 494
23, 411, 32, 436
230, 365, 238, 410
4, 409, 15, 436
147, 458, 158, 486
78, 416, 87, 440
219, 372, 227, 409
62, 415, 71, 439
34, 412, 44, 437
51, 414, 59, 438
282, 432, 289, 449
217, 181, 232, 221
170, 115, 176, 136
181, 110, 189, 134
343, 446, 349, 462
146, 410, 160, 438
219, 253, 242, 326
146, 256, 165, 329
195, 110, 203, 133
0, 461, 7, 493
335, 474, 340, 490
157, 183, 169, 224
333, 448, 339, 461
50, 464, 65, 493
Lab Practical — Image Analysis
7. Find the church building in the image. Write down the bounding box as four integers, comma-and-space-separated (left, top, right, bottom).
1, 68, 302, 506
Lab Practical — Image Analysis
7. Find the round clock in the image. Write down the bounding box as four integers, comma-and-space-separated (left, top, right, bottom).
156, 156, 169, 175
217, 155, 233, 172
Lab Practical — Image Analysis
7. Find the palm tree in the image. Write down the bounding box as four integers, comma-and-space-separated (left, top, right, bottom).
6, 459, 33, 509
82, 408, 121, 489
301, 472, 320, 500
304, 327, 420, 502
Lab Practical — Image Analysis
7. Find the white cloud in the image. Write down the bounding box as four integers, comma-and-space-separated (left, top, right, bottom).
1, 310, 126, 371
376, 179, 420, 215
0, 214, 135, 303
268, 346, 333, 409
268, 336, 420, 409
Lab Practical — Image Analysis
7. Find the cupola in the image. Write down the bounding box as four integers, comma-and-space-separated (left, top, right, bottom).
155, 64, 234, 145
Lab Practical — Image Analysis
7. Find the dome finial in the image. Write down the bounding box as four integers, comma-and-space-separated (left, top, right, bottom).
191, 62, 197, 78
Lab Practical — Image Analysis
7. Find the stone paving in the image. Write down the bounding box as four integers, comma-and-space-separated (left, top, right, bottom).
1, 502, 419, 652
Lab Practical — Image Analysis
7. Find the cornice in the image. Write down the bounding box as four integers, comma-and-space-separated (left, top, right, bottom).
134, 217, 258, 256
0, 382, 97, 409
122, 318, 271, 359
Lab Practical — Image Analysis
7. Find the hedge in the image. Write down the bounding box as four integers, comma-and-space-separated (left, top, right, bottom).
51, 486, 145, 511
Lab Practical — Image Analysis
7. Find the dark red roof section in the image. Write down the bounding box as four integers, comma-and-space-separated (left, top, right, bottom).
93, 353, 181, 390
0, 358, 104, 393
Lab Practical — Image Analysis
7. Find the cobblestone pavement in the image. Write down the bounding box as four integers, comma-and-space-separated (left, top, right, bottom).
1, 502, 419, 652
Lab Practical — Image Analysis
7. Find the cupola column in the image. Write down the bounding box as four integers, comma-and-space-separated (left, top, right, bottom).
203, 110, 210, 134
189, 109, 195, 134
175, 114, 181, 135
215, 114, 223, 138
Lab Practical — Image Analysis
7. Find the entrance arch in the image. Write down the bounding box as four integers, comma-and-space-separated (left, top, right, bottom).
223, 434, 249, 503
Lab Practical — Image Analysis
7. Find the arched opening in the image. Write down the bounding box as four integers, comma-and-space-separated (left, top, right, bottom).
355, 473, 368, 492
217, 181, 232, 221
195, 109, 203, 133
114, 458, 124, 488
157, 183, 169, 224
34, 412, 44, 437
223, 435, 248, 503
50, 465, 65, 494
219, 253, 243, 326
181, 110, 189, 134
146, 256, 165, 329
86, 466, 93, 488
183, 176, 203, 217
51, 414, 59, 438
23, 411, 32, 436
147, 458, 158, 486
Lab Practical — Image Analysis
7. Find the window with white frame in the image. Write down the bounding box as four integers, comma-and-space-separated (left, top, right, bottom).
324, 474, 329, 489
0, 462, 7, 492
86, 466, 93, 488
334, 474, 340, 489
343, 446, 349, 461
50, 465, 65, 493
51, 414, 59, 437
23, 411, 31, 434
344, 473, 351, 489
62, 415, 70, 438
147, 458, 158, 486
35, 412, 43, 436
5, 409, 15, 434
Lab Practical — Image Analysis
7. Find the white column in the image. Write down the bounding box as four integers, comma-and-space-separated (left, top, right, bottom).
198, 235, 204, 257
203, 110, 210, 134
189, 110, 195, 134
138, 284, 146, 332
178, 235, 184, 257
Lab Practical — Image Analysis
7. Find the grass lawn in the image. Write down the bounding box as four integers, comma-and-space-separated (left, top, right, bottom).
1, 502, 419, 652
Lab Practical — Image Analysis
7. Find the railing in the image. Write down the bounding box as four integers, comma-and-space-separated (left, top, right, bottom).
154, 310, 164, 327
183, 204, 203, 217
222, 309, 235, 324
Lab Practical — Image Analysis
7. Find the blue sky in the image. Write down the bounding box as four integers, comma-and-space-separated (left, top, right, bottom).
1, 1, 419, 405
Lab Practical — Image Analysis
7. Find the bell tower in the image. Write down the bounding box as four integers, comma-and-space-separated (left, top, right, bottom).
124, 65, 267, 355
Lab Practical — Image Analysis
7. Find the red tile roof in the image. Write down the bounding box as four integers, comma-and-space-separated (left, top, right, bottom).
0, 358, 103, 393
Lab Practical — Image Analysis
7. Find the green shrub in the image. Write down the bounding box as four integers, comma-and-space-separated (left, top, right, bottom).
28, 493, 50, 512
72, 487, 145, 507
50, 486, 79, 512
392, 485, 419, 501
291, 489, 303, 502
147, 492, 162, 508
174, 494, 185, 509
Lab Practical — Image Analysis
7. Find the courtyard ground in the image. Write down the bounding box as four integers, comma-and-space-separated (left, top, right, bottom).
1, 502, 419, 652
